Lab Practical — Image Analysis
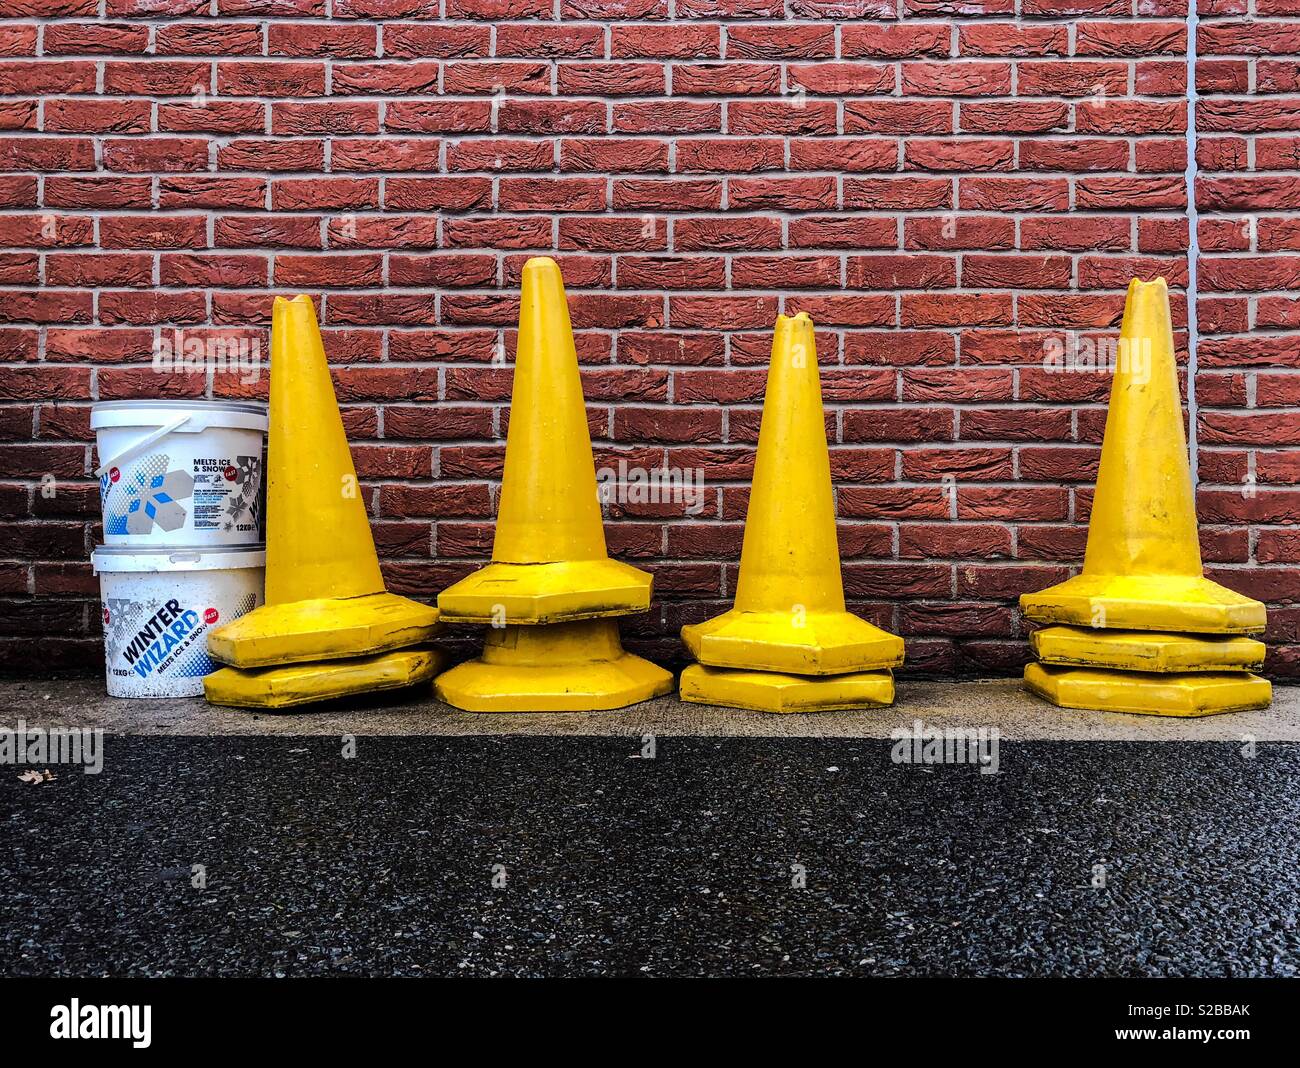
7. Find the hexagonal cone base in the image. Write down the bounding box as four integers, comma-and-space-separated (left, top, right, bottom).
679, 662, 894, 713
682, 609, 904, 675
436, 559, 652, 624
435, 619, 671, 712
1031, 624, 1266, 673
436, 654, 671, 713
1019, 574, 1265, 635
207, 591, 441, 668
204, 645, 446, 710
1024, 662, 1272, 717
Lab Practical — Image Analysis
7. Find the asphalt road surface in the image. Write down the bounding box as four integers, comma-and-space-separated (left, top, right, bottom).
1, 734, 1296, 977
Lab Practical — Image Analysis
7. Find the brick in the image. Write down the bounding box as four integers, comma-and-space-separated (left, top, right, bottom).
843, 24, 949, 59
558, 62, 665, 97
676, 138, 780, 173
383, 24, 492, 59
44, 99, 150, 134
0, 60, 97, 94
386, 177, 492, 212
220, 139, 325, 173
497, 99, 605, 135
905, 139, 1015, 172
845, 100, 952, 135
155, 22, 263, 56
843, 177, 951, 211
901, 62, 1012, 96
334, 139, 440, 174
729, 176, 836, 211
497, 24, 604, 59
499, 177, 606, 213
789, 139, 898, 173
269, 23, 376, 58
103, 137, 211, 173
958, 23, 1066, 57
726, 24, 834, 60
848, 253, 956, 289
731, 99, 837, 136
960, 177, 1070, 212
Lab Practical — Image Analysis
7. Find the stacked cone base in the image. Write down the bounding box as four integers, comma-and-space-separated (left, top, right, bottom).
1020, 574, 1266, 635
205, 646, 446, 710
680, 663, 894, 714
683, 609, 904, 676
436, 559, 652, 625
1031, 624, 1266, 673
436, 619, 672, 712
208, 591, 441, 668
1024, 662, 1272, 717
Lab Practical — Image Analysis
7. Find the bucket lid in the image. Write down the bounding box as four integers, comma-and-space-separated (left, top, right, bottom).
92, 543, 267, 574
91, 399, 268, 433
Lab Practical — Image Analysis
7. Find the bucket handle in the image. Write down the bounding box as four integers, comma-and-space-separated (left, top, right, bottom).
94, 414, 192, 478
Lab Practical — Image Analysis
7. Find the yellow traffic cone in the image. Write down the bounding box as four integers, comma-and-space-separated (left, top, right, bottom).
206, 646, 447, 710
1020, 278, 1264, 636
435, 620, 671, 712
681, 312, 904, 680
436, 257, 668, 712
1020, 278, 1269, 717
437, 256, 652, 625
207, 295, 440, 672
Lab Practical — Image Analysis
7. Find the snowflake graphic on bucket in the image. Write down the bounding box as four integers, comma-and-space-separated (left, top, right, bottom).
221, 454, 262, 533
102, 453, 195, 536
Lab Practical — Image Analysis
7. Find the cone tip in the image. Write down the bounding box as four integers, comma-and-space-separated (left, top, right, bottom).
1128, 276, 1168, 296
522, 256, 561, 278
776, 310, 815, 331
273, 294, 317, 320
772, 311, 818, 370
271, 295, 322, 353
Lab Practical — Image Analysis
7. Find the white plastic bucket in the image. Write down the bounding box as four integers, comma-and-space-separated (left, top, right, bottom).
92, 544, 266, 699
92, 400, 268, 548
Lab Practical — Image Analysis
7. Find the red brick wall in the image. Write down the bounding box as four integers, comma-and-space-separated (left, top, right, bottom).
0, 3, 1296, 678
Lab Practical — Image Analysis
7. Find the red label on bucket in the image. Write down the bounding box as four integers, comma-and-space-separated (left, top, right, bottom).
223, 465, 237, 481
103, 607, 110, 625
203, 607, 219, 624
109, 467, 121, 483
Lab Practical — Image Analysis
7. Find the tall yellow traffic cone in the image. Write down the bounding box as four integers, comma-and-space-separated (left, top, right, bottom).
1021, 278, 1269, 717
437, 257, 651, 625
436, 257, 670, 712
207, 296, 441, 672
682, 312, 904, 677
1021, 278, 1264, 635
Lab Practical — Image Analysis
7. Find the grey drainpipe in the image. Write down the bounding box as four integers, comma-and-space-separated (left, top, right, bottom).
1184, 8, 1202, 485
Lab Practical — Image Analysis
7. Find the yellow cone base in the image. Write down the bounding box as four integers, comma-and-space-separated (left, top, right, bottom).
679, 662, 894, 714
437, 559, 652, 625
205, 646, 446, 710
436, 619, 672, 712
682, 609, 904, 676
1024, 662, 1271, 717
1020, 574, 1265, 635
1031, 624, 1266, 673
207, 592, 441, 669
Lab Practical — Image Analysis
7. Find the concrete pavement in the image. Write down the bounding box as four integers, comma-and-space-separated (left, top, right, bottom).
4, 676, 1300, 740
